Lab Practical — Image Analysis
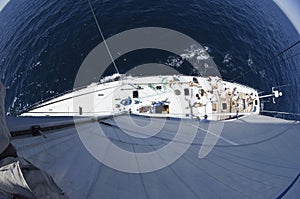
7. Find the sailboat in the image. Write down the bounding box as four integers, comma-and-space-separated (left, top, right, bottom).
1, 0, 300, 198
4, 75, 300, 198
21, 74, 261, 120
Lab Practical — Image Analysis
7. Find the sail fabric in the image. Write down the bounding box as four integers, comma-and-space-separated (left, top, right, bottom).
0, 81, 10, 154
0, 81, 68, 198
0, 157, 68, 198
10, 115, 300, 198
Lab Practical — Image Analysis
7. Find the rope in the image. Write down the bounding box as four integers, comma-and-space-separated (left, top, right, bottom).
87, 0, 120, 74
275, 40, 300, 57
276, 172, 300, 199
272, 84, 291, 89
280, 51, 300, 63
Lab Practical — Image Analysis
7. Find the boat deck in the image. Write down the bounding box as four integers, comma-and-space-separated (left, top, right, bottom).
21, 75, 260, 120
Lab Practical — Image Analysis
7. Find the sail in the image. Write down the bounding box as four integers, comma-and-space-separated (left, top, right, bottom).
0, 81, 10, 154
1, 81, 68, 198
9, 114, 300, 198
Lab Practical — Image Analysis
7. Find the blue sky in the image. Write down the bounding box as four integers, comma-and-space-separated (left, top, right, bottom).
274, 0, 300, 35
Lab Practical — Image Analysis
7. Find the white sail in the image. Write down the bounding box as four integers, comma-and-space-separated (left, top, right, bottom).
8, 114, 300, 198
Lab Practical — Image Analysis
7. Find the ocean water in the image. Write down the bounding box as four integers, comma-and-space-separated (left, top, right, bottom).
0, 0, 299, 118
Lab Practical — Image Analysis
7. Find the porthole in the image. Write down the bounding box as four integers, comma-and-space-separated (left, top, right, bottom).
174, 89, 181, 95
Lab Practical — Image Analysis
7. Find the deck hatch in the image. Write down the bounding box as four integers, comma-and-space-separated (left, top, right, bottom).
184, 88, 189, 96
174, 89, 181, 95
133, 91, 139, 98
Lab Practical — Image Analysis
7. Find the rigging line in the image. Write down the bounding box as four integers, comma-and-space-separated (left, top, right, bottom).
87, 0, 120, 74
275, 40, 300, 57
276, 172, 300, 199
273, 84, 291, 89
231, 58, 288, 83
282, 51, 300, 62
266, 51, 300, 69
230, 42, 300, 82
218, 53, 299, 84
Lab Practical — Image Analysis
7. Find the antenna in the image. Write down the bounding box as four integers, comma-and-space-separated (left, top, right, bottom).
87, 0, 120, 74
259, 87, 283, 103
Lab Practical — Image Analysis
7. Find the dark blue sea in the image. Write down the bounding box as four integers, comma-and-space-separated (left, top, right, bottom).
0, 0, 299, 119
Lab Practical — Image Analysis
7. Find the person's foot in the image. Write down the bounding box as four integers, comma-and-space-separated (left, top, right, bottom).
0, 143, 17, 160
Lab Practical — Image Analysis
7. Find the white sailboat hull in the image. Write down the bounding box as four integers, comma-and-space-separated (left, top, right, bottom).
22, 75, 260, 120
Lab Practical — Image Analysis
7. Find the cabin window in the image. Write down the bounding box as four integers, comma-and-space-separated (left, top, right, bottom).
98, 93, 104, 96
184, 88, 189, 96
156, 85, 162, 90
254, 100, 258, 106
174, 89, 181, 95
133, 91, 139, 98
222, 103, 227, 110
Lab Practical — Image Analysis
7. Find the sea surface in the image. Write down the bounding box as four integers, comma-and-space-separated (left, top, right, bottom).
0, 0, 299, 119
